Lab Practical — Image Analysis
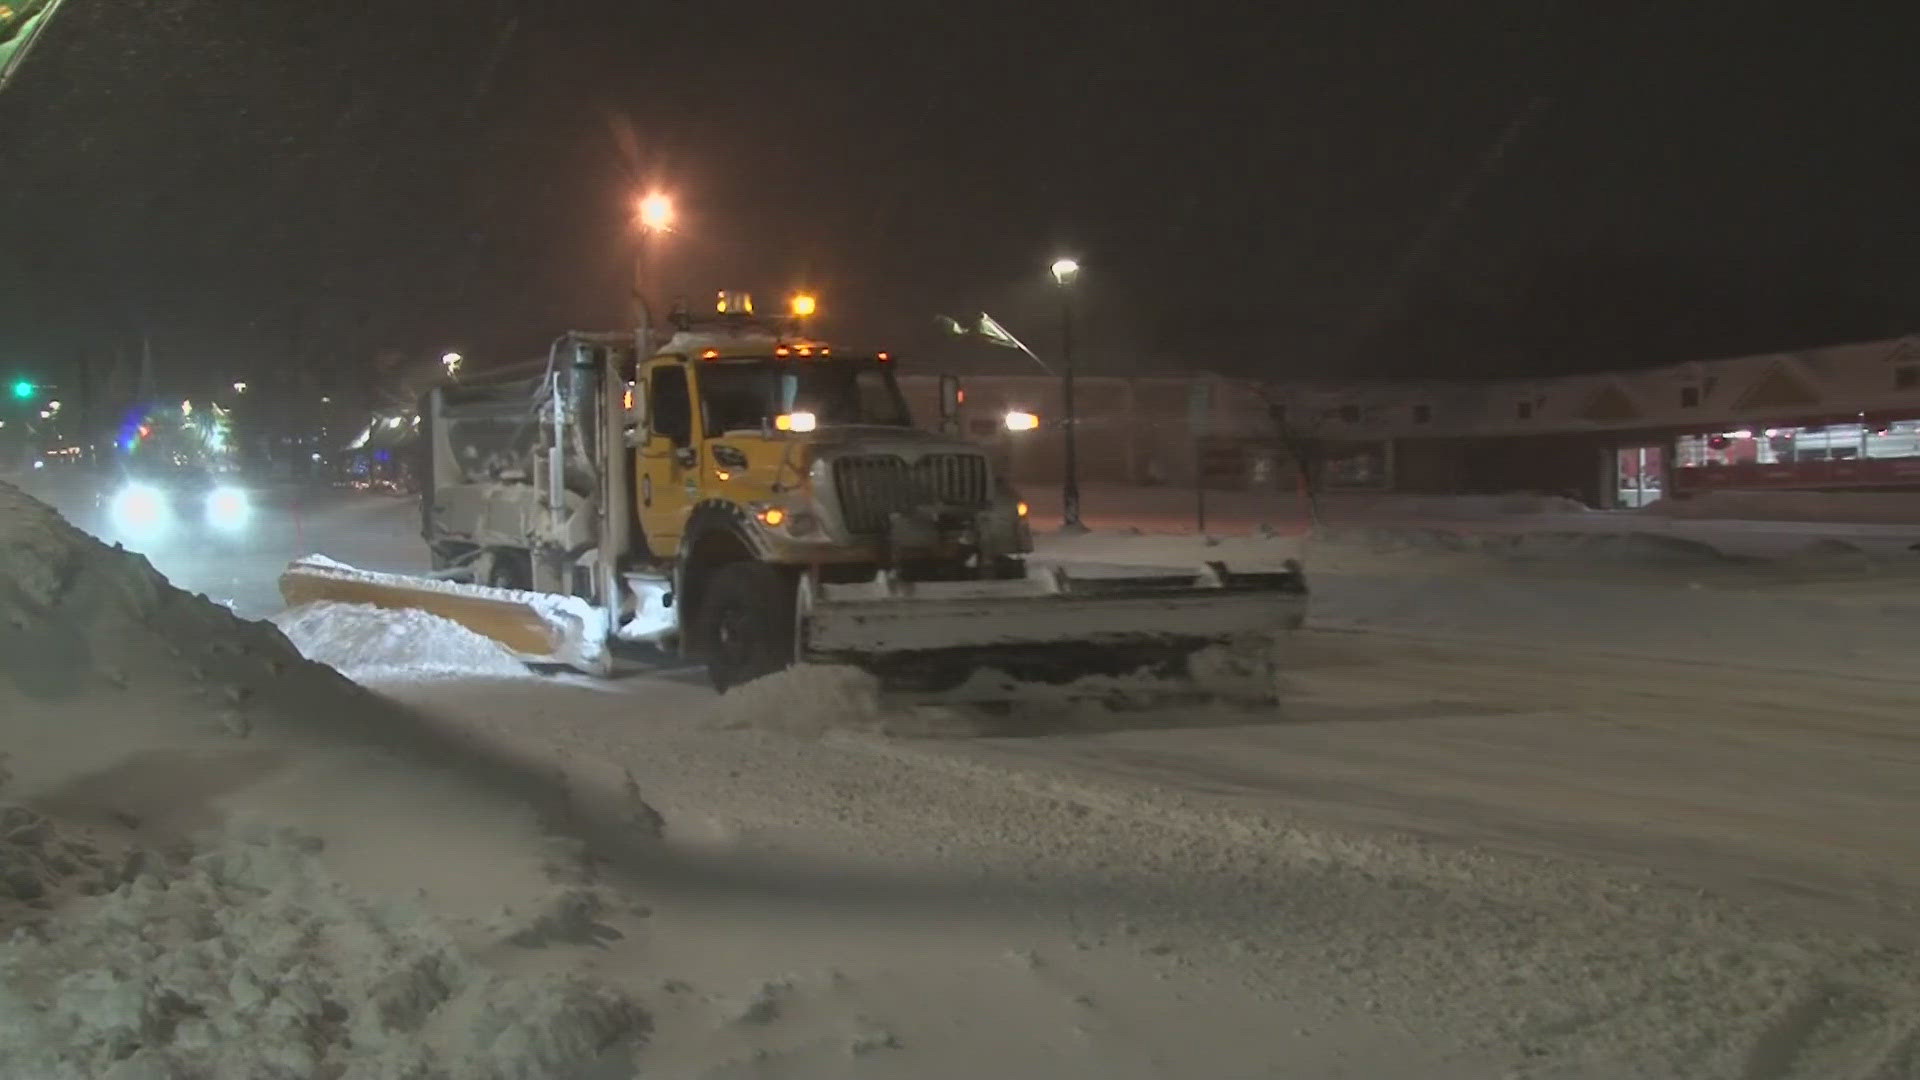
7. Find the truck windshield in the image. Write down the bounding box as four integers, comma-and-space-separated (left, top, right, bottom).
698, 361, 911, 434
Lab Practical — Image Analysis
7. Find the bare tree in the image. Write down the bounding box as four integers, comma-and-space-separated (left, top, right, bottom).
1255, 386, 1330, 532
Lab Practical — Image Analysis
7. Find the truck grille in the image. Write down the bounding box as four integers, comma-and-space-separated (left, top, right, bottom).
832, 453, 991, 534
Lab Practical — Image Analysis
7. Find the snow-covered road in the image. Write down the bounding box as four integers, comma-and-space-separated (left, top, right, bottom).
13, 475, 1920, 1077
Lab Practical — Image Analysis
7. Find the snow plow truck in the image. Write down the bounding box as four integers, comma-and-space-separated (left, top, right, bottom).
281, 293, 1307, 707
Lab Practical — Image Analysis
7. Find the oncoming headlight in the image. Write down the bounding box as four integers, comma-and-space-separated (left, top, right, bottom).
206, 486, 250, 531
111, 483, 171, 535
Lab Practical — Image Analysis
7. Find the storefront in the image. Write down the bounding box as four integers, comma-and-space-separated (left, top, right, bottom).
1612, 445, 1667, 508
1672, 416, 1920, 493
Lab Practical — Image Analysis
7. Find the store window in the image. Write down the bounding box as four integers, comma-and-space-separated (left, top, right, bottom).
1320, 440, 1391, 491
1675, 420, 1920, 468
1615, 446, 1665, 508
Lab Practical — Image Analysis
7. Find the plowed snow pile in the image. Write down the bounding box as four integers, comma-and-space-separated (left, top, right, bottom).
274, 601, 530, 681
713, 664, 883, 734
0, 483, 645, 1079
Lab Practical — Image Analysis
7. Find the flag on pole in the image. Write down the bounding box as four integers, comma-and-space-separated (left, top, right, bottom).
936, 311, 1053, 373
974, 312, 1027, 352
0, 0, 67, 95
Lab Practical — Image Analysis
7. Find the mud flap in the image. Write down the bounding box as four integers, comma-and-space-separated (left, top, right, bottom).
796, 561, 1306, 708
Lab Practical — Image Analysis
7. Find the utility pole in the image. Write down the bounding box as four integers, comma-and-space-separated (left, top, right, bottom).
74, 347, 94, 469
1051, 258, 1084, 533
633, 191, 674, 334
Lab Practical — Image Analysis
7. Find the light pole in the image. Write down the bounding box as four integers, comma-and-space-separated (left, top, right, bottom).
1050, 257, 1084, 532
633, 191, 675, 333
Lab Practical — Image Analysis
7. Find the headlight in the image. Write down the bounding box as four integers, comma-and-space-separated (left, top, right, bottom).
206, 486, 250, 531
111, 484, 171, 535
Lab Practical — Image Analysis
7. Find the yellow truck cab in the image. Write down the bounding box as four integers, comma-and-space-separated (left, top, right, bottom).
632, 292, 1030, 578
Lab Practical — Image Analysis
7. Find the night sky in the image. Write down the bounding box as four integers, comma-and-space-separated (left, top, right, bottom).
1, 2, 1914, 392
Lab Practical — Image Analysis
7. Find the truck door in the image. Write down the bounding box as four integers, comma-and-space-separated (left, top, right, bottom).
635, 359, 700, 551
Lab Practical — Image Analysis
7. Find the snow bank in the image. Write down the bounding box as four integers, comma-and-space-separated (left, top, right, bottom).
0, 800, 116, 914
1643, 490, 1920, 525
0, 482, 648, 1078
712, 664, 883, 735
1486, 529, 1730, 567
1311, 524, 1729, 568
0, 825, 644, 1080
273, 601, 532, 682
1341, 491, 1592, 518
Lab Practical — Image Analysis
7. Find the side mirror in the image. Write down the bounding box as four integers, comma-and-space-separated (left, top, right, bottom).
938, 374, 962, 423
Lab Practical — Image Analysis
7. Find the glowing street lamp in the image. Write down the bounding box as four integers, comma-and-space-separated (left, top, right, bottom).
636, 191, 675, 233
790, 293, 817, 318
441, 351, 463, 377
10, 380, 33, 400
632, 190, 676, 334
232, 381, 248, 394
1050, 257, 1080, 286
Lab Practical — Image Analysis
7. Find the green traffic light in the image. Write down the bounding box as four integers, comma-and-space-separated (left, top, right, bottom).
10, 380, 33, 400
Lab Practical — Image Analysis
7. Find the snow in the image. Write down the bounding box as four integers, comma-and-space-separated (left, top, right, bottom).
16, 477, 1920, 1077
712, 665, 883, 735
273, 601, 532, 682
0, 482, 649, 1078
284, 554, 610, 670
1643, 488, 1920, 525
0, 826, 644, 1080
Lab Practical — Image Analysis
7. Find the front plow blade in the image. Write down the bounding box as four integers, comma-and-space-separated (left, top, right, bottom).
798, 561, 1306, 708
278, 556, 609, 673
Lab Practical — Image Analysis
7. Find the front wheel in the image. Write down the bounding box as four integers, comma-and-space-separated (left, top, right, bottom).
695, 561, 797, 693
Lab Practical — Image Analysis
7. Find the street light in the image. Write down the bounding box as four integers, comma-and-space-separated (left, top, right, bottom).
633, 190, 675, 334
636, 191, 675, 233
1051, 257, 1084, 532
232, 381, 248, 394
441, 351, 463, 377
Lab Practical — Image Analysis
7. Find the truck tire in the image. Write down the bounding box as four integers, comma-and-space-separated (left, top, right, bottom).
696, 561, 797, 693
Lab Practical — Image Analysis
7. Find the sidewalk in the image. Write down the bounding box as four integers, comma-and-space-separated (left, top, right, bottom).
1023, 481, 1920, 559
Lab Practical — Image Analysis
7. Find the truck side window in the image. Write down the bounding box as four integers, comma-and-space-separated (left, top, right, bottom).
651, 365, 693, 446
